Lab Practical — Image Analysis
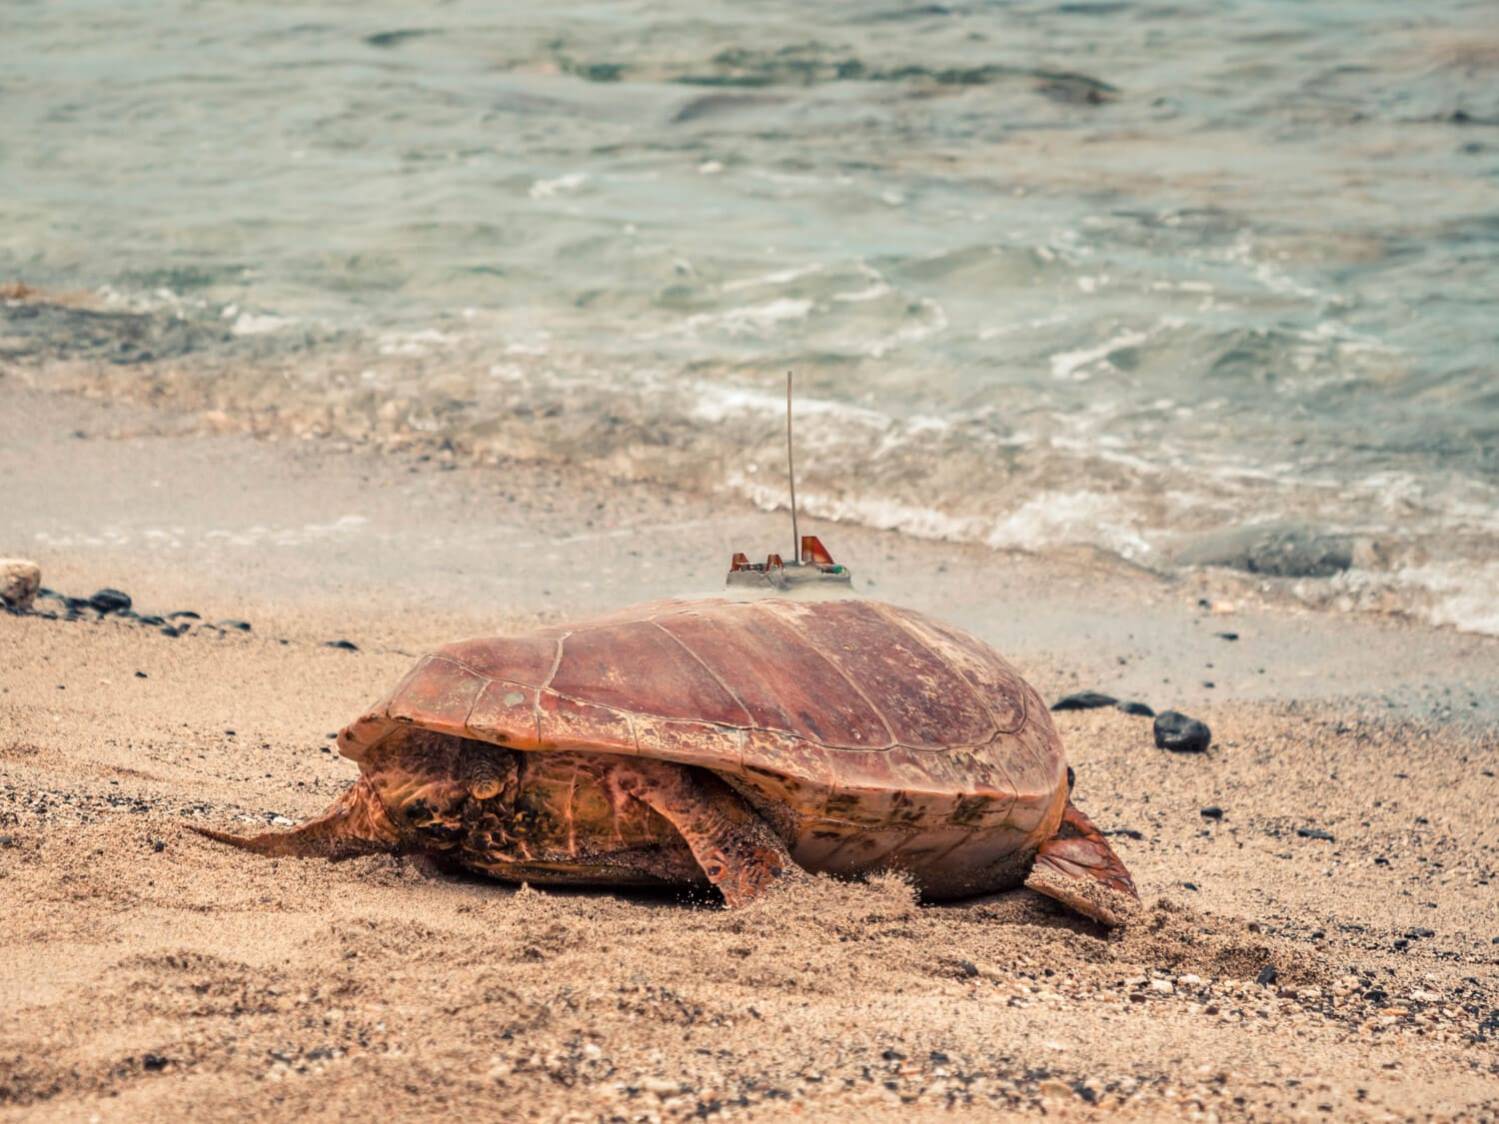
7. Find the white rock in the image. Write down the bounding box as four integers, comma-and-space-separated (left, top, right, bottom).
0, 559, 41, 610
1151, 979, 1175, 995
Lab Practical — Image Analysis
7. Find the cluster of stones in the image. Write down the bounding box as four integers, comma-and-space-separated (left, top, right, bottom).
462, 958, 1491, 1120
1050, 689, 1213, 753
1103, 970, 1485, 1040
0, 560, 253, 638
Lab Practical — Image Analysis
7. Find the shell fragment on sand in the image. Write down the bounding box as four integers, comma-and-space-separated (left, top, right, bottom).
0, 559, 42, 610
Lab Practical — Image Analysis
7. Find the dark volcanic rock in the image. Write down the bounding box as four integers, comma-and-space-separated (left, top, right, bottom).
673, 92, 787, 124
166, 610, 201, 620
1051, 690, 1117, 711
0, 295, 233, 365
364, 28, 437, 49
1153, 710, 1212, 753
89, 588, 132, 614
1297, 826, 1335, 842
1034, 70, 1119, 105
1174, 522, 1353, 578
1116, 700, 1154, 717
1200, 806, 1224, 820
1256, 965, 1278, 986
324, 639, 359, 652
217, 619, 252, 632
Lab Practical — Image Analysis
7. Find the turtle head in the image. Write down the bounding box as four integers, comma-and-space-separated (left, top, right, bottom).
192, 735, 524, 862
189, 775, 400, 859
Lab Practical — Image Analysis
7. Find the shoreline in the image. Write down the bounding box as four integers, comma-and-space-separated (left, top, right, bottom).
4, 377, 1497, 718
2, 377, 1498, 1119
5, 280, 1496, 644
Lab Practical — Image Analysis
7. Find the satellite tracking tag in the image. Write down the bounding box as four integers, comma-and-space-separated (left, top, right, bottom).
726, 536, 852, 592
725, 373, 854, 594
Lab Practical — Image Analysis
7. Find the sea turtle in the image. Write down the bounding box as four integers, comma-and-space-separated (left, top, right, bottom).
196, 596, 1138, 925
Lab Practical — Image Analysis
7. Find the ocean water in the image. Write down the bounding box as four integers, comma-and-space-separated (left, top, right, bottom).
3, 1, 1497, 632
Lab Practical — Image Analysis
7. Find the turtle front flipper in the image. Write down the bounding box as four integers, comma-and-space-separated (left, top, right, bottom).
190, 776, 400, 860
614, 760, 800, 907
1024, 801, 1138, 928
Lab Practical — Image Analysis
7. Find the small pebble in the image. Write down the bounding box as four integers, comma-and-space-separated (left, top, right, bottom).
1256, 965, 1278, 986
217, 619, 252, 632
1200, 806, 1224, 820
89, 588, 133, 614
1051, 691, 1117, 711
1215, 631, 1239, 641
134, 671, 148, 679
167, 610, 200, 620
1297, 827, 1335, 842
324, 639, 359, 652
1116, 700, 1154, 717
1153, 710, 1212, 753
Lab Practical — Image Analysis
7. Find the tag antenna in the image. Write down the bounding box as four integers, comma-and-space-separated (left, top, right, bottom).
786, 371, 799, 563
725, 372, 849, 591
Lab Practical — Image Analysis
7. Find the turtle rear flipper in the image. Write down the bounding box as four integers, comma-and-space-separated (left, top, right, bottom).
1025, 801, 1138, 927
190, 777, 399, 860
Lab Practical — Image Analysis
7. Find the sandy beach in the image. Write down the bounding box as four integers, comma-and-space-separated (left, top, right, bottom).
2, 379, 1496, 1120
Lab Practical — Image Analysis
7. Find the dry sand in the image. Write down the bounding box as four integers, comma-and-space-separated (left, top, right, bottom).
2, 381, 1497, 1121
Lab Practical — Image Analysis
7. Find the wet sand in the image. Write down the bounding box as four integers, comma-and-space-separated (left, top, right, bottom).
2, 381, 1497, 1120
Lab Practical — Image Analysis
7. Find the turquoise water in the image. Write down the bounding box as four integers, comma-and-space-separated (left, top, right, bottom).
3, 1, 1497, 630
